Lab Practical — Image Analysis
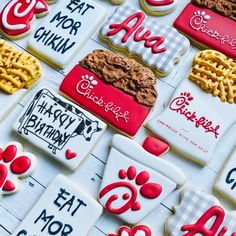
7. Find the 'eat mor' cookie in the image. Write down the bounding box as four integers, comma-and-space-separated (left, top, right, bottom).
98, 134, 186, 224
165, 188, 236, 235
27, 0, 106, 69
174, 0, 236, 59
100, 6, 190, 76
60, 49, 157, 137
146, 50, 236, 166
13, 88, 107, 170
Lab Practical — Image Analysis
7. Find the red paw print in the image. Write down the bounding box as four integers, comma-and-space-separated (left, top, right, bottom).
0, 142, 36, 197
99, 166, 162, 214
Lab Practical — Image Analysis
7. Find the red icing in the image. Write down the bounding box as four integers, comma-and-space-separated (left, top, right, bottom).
142, 136, 169, 157
3, 180, 15, 191
10, 156, 31, 174
99, 166, 162, 214
181, 206, 236, 236
0, 0, 48, 37
65, 149, 77, 160
169, 92, 220, 138
108, 225, 152, 236
146, 0, 174, 6
174, 3, 236, 59
107, 12, 167, 54
0, 144, 33, 194
60, 65, 151, 137
2, 145, 17, 163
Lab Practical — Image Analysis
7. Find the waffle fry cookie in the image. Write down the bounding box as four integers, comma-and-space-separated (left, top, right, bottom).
0, 39, 41, 94
189, 50, 236, 104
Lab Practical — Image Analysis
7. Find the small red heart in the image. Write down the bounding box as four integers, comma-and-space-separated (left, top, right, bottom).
3, 180, 15, 192
66, 149, 77, 160
108, 225, 152, 236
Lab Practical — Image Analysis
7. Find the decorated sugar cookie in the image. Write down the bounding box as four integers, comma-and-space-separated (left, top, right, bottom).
165, 188, 236, 235
12, 174, 103, 236
0, 142, 37, 198
108, 225, 152, 236
174, 1, 236, 59
13, 88, 107, 170
27, 0, 106, 69
0, 0, 56, 39
0, 39, 42, 94
146, 50, 236, 166
60, 50, 157, 137
140, 0, 178, 16
98, 134, 186, 224
215, 147, 236, 204
100, 6, 190, 76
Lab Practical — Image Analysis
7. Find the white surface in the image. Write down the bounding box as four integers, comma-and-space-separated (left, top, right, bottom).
0, 0, 235, 235
12, 174, 103, 236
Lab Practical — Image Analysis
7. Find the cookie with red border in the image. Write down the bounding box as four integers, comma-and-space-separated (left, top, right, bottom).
108, 225, 152, 236
60, 49, 158, 137
174, 0, 236, 59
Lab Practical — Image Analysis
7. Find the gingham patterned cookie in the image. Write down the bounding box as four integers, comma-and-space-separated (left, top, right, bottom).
166, 188, 236, 235
100, 6, 190, 76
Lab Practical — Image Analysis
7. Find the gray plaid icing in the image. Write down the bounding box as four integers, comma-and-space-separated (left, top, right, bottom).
166, 189, 236, 235
100, 6, 190, 75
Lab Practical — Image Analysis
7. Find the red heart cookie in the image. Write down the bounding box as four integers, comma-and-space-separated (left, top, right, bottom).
108, 225, 152, 236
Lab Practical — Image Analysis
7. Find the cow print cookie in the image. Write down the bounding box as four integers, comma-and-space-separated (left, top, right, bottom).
12, 88, 107, 170
60, 50, 157, 137
165, 188, 236, 236
214, 147, 236, 204
98, 134, 186, 224
140, 0, 178, 16
27, 0, 106, 69
108, 225, 152, 236
12, 174, 103, 236
100, 6, 190, 76
0, 142, 37, 198
0, 0, 58, 40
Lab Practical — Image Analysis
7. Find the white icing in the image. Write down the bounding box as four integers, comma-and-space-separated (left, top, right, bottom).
99, 134, 186, 224
35, 1, 46, 10
215, 147, 236, 204
141, 0, 177, 12
13, 0, 36, 17
121, 232, 129, 236
27, 0, 106, 69
12, 174, 103, 236
2, 0, 27, 30
12, 88, 107, 170
135, 230, 146, 236
0, 142, 37, 198
146, 79, 236, 166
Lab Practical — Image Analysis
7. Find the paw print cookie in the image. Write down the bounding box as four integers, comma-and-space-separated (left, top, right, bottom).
146, 50, 236, 166
165, 188, 236, 235
98, 134, 186, 224
140, 0, 178, 16
60, 50, 157, 137
100, 6, 190, 77
0, 0, 55, 40
0, 142, 37, 198
108, 225, 152, 236
174, 1, 236, 59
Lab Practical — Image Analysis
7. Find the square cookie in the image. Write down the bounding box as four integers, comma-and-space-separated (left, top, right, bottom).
12, 174, 103, 236
13, 88, 107, 170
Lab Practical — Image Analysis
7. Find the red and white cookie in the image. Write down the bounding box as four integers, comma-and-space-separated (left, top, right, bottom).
0, 0, 56, 39
108, 225, 152, 236
98, 134, 186, 224
0, 142, 37, 198
166, 188, 236, 235
174, 2, 236, 59
140, 0, 178, 16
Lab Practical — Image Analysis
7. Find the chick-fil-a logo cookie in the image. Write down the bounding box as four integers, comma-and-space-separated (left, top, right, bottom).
189, 10, 236, 50
169, 92, 220, 138
76, 75, 130, 123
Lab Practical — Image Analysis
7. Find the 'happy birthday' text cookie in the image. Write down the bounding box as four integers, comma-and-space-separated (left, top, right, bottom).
13, 88, 107, 170
100, 6, 190, 76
